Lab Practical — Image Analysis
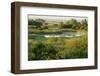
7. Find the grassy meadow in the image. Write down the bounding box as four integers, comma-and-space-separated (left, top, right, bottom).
28, 15, 88, 60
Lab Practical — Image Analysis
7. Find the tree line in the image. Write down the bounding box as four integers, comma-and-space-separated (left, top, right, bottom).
28, 18, 88, 30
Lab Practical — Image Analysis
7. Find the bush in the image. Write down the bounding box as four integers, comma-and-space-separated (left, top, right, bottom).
28, 42, 58, 60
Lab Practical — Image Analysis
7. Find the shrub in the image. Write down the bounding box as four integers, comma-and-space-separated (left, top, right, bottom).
28, 42, 58, 60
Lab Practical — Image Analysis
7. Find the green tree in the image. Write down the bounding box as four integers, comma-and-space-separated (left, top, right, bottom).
65, 19, 79, 29
28, 18, 45, 28
80, 19, 88, 30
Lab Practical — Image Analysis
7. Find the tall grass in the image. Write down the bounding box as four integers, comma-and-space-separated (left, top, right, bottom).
28, 34, 88, 60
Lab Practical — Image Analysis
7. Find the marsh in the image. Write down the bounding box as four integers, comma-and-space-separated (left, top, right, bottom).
28, 15, 88, 60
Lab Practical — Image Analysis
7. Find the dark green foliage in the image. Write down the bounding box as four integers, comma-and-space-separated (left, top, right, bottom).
65, 19, 79, 29
64, 24, 73, 28
80, 19, 88, 30
28, 19, 45, 28
28, 42, 59, 60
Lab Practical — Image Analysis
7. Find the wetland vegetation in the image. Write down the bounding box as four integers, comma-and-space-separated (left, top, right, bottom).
28, 15, 88, 60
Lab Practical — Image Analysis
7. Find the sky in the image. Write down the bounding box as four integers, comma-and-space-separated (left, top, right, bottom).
28, 14, 88, 22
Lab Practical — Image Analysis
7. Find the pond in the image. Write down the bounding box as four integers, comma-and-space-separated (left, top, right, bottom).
28, 31, 84, 38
